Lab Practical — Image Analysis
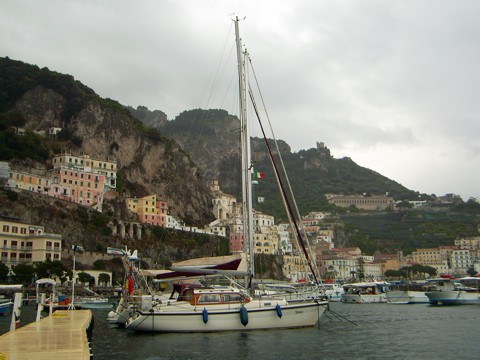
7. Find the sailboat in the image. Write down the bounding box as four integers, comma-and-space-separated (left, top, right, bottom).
106, 247, 166, 326
125, 17, 327, 333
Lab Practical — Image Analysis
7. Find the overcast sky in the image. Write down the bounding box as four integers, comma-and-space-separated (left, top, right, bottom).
1, 1, 479, 200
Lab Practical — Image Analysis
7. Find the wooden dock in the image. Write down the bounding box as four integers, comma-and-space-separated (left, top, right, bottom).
0, 310, 93, 360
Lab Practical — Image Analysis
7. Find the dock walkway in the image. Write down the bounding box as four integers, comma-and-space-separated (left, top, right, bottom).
0, 310, 93, 360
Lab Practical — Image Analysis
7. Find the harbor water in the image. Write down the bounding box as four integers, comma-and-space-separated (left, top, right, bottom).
1, 302, 479, 359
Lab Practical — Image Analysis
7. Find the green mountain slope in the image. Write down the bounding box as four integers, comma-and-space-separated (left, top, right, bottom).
152, 108, 421, 221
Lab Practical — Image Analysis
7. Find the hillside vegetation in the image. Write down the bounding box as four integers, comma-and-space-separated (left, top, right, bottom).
342, 210, 480, 255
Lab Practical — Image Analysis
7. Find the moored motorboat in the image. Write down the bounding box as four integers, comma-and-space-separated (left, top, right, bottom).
386, 281, 429, 304
425, 276, 480, 305
341, 281, 390, 303
74, 296, 113, 309
321, 282, 344, 302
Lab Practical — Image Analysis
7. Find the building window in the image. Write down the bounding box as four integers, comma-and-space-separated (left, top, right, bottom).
2, 225, 9, 232
12, 227, 18, 233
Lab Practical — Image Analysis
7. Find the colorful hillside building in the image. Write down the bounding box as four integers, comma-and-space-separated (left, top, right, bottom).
126, 195, 168, 227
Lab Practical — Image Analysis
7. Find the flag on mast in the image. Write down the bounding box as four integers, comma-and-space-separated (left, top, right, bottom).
253, 170, 264, 179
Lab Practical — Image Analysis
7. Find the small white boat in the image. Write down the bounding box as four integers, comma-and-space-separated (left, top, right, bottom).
321, 282, 344, 302
74, 297, 113, 309
425, 276, 480, 305
341, 281, 390, 303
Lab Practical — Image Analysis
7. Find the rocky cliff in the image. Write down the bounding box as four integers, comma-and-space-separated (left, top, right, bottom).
2, 58, 214, 226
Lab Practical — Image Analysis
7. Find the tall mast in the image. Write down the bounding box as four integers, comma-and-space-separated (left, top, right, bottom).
235, 17, 254, 290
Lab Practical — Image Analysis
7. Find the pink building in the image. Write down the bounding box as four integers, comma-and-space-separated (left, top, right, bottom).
49, 168, 106, 209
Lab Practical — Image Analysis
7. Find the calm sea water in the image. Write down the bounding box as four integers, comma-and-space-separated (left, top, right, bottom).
2, 302, 479, 359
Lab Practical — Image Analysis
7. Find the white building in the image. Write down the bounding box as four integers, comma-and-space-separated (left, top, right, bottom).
451, 249, 472, 276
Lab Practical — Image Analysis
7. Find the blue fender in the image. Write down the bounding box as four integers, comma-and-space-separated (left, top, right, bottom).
239, 306, 248, 326
202, 308, 208, 324
275, 303, 282, 318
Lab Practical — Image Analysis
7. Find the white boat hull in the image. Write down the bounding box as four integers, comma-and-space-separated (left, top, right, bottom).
126, 301, 327, 332
341, 293, 387, 304
386, 290, 429, 304
76, 302, 113, 309
426, 291, 480, 305
326, 294, 343, 302
107, 304, 135, 326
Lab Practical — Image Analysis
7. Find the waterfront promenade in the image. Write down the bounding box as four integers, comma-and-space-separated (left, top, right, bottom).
0, 309, 92, 359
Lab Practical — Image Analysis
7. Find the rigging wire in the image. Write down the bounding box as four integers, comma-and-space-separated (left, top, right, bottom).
176, 22, 236, 195
248, 85, 320, 286
246, 56, 322, 285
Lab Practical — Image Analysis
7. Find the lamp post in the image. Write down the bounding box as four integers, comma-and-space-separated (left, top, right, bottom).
69, 245, 83, 310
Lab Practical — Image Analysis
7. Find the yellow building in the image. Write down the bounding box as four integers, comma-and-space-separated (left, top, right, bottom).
411, 247, 451, 274
282, 253, 311, 282
253, 231, 277, 254
126, 195, 168, 227
0, 216, 62, 269
8, 170, 51, 193
455, 237, 480, 250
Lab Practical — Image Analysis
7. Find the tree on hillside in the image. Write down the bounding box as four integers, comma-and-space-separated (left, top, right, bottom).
93, 260, 107, 270
0, 262, 9, 283
35, 259, 71, 284
453, 198, 480, 214
77, 272, 93, 286
384, 269, 404, 278
356, 258, 366, 281
401, 264, 437, 278
396, 201, 413, 210
12, 263, 35, 284
466, 267, 477, 277
98, 273, 110, 287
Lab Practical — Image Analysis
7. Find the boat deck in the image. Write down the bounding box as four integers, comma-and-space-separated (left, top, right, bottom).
0, 310, 93, 360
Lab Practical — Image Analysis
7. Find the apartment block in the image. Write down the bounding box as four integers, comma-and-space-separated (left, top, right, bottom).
51, 150, 117, 190
48, 167, 106, 210
1, 216, 62, 269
